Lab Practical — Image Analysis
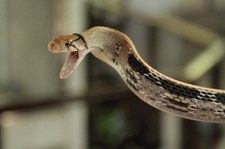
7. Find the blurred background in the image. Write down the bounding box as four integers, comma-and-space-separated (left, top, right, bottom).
0, 0, 225, 149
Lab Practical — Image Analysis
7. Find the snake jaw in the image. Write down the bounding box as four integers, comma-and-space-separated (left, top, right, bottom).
60, 49, 90, 79
48, 36, 91, 79
60, 51, 79, 79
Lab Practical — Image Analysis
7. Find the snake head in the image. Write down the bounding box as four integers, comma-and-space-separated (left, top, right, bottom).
48, 33, 90, 79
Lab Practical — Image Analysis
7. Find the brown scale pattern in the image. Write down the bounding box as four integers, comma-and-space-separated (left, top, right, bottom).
127, 53, 225, 105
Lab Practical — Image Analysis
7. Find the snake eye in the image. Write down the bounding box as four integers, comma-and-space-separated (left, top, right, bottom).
65, 42, 70, 48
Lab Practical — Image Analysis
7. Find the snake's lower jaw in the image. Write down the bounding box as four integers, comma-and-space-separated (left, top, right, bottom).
60, 50, 90, 79
60, 52, 78, 79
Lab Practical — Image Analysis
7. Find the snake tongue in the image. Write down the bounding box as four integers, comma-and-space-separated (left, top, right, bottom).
60, 52, 79, 79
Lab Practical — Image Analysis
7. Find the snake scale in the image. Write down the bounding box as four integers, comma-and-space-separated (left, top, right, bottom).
48, 26, 225, 123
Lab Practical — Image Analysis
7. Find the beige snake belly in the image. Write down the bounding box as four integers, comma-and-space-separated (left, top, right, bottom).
48, 26, 225, 123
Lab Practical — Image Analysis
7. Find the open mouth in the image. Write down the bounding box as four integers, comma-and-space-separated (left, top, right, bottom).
60, 51, 79, 79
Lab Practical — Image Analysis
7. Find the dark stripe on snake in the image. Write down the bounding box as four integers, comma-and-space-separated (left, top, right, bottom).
164, 97, 188, 108
216, 93, 225, 103
128, 54, 225, 104
125, 69, 139, 91
72, 33, 88, 49
165, 105, 188, 113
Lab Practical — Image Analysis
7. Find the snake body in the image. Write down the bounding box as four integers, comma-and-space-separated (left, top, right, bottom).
48, 26, 225, 122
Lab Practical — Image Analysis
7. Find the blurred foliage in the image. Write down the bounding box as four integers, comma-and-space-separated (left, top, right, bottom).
89, 98, 160, 149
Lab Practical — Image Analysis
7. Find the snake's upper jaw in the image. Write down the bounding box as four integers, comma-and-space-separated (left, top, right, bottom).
48, 41, 66, 53
60, 50, 90, 79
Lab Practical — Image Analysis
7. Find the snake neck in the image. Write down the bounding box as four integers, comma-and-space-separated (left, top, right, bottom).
82, 26, 134, 69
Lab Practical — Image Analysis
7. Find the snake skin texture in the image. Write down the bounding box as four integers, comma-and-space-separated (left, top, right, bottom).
48, 26, 225, 122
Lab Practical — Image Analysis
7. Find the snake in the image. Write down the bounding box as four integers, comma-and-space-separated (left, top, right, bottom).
48, 26, 225, 123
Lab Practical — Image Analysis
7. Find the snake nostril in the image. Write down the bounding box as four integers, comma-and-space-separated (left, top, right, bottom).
51, 43, 55, 48
48, 42, 55, 51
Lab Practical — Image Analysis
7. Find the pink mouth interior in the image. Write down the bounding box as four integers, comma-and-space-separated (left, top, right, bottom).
60, 52, 79, 79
